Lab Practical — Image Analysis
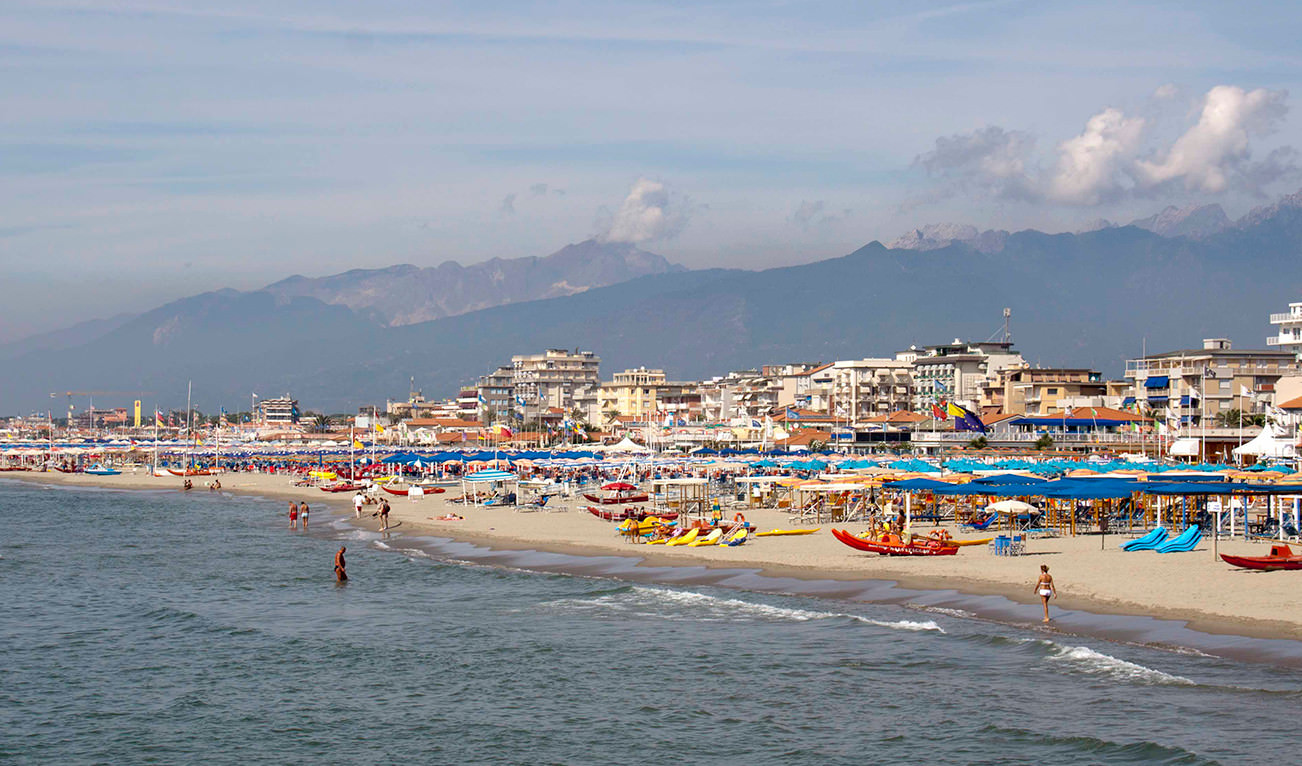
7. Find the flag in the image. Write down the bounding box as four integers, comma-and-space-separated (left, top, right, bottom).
156, 409, 165, 427
220, 407, 228, 427
353, 440, 364, 449
785, 407, 799, 420
492, 424, 513, 438
168, 412, 175, 427
931, 403, 948, 421
477, 392, 487, 406
947, 402, 986, 433
1241, 385, 1252, 397
376, 425, 385, 434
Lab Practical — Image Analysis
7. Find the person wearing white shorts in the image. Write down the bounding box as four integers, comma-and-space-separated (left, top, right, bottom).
1033, 564, 1056, 623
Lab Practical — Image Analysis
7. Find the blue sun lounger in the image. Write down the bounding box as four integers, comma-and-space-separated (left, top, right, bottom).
1155, 526, 1202, 554
1121, 527, 1168, 551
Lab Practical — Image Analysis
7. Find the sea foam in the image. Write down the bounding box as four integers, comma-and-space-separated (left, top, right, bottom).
1047, 644, 1195, 686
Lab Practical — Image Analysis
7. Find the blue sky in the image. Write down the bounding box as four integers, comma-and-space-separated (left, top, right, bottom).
2, 1, 1300, 340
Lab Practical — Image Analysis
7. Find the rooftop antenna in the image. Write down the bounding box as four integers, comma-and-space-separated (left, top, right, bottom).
985, 307, 1013, 344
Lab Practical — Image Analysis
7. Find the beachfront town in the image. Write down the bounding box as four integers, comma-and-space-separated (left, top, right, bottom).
7, 300, 1302, 465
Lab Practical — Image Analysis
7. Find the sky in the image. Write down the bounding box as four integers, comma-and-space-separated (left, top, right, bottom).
2, 1, 1301, 341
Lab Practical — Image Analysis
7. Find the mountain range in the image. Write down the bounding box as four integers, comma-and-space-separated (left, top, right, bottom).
3, 191, 1302, 415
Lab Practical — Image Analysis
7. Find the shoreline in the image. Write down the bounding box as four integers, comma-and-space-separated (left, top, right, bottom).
8, 469, 1302, 653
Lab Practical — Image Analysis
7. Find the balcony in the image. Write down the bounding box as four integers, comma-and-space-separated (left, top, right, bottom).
1270, 312, 1302, 324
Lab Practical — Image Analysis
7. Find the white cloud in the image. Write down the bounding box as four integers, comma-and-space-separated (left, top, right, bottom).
913, 84, 1297, 207
596, 178, 694, 244
789, 199, 851, 229
1136, 85, 1291, 193
1048, 107, 1146, 205
1153, 83, 1178, 100
913, 126, 1038, 201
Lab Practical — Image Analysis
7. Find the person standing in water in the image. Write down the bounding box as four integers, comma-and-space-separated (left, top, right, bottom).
334, 546, 347, 582
300, 502, 309, 529
289, 501, 298, 530
379, 500, 390, 531
1033, 564, 1056, 623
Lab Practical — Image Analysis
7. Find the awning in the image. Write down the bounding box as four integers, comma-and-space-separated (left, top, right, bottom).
1180, 395, 1196, 406
1145, 376, 1170, 389
1122, 397, 1136, 406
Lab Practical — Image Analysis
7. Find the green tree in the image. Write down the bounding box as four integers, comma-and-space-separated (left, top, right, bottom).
968, 436, 989, 449
1034, 434, 1054, 450
1215, 409, 1267, 428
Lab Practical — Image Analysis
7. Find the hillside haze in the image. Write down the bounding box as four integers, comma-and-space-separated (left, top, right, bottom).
3, 191, 1302, 415
263, 239, 684, 327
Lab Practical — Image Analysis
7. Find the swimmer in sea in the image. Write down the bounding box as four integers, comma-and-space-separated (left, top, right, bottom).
1033, 564, 1056, 623
335, 546, 347, 582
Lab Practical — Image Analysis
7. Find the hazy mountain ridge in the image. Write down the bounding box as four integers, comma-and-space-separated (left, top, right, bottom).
895, 190, 1302, 252
5, 189, 1302, 414
264, 239, 684, 327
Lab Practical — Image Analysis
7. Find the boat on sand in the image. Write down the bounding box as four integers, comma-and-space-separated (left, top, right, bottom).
582, 481, 649, 505
832, 528, 958, 556
1221, 544, 1302, 571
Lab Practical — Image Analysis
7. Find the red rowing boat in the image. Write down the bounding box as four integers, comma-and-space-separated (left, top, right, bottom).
832, 528, 958, 556
586, 506, 677, 522
1220, 544, 1302, 571
382, 484, 445, 496
321, 483, 365, 493
168, 468, 212, 477
583, 492, 649, 505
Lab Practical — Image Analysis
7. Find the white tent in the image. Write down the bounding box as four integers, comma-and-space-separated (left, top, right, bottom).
1168, 437, 1200, 457
1232, 425, 1298, 459
603, 436, 652, 454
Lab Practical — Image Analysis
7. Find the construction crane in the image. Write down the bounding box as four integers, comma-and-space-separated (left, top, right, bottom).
51, 390, 154, 428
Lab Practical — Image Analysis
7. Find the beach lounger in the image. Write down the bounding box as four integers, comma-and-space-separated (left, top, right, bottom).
1155, 527, 1202, 554
1121, 527, 1168, 551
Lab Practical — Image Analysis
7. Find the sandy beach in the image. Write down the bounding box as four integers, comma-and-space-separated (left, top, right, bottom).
11, 468, 1302, 641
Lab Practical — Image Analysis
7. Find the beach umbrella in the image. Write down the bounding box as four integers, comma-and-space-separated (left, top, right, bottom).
987, 500, 1038, 513
602, 481, 637, 491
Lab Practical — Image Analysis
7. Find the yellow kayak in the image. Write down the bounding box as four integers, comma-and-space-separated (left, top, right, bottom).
666, 529, 699, 547
952, 536, 994, 547
724, 528, 748, 547
754, 527, 821, 537
689, 529, 723, 547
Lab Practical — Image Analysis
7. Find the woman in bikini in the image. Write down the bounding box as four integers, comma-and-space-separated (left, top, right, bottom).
1033, 564, 1056, 623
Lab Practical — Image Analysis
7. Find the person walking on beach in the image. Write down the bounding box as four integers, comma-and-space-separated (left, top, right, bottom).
1033, 564, 1056, 623
300, 502, 309, 528
353, 491, 364, 518
335, 546, 348, 582
379, 500, 390, 531
289, 501, 298, 530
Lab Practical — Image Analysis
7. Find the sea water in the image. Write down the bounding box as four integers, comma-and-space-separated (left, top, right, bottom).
2, 479, 1301, 765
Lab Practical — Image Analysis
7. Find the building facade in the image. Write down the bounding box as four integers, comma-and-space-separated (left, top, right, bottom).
1268, 301, 1302, 358
910, 340, 1025, 410
980, 366, 1107, 416
1124, 338, 1302, 426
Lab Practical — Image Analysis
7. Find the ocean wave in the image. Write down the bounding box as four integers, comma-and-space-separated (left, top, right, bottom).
978, 724, 1215, 764
1047, 644, 1195, 686
548, 587, 946, 633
